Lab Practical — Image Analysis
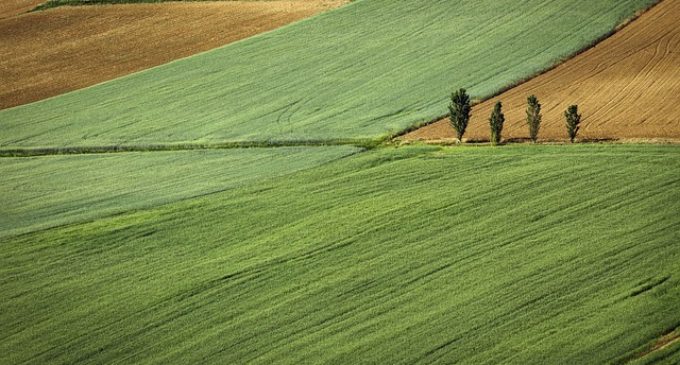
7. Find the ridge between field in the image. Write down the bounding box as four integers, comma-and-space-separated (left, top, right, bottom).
0, 139, 380, 157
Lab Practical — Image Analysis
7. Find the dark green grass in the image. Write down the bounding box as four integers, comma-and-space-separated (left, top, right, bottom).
33, 0, 199, 11
2, 144, 678, 364
32, 0, 311, 11
0, 0, 658, 148
0, 146, 360, 238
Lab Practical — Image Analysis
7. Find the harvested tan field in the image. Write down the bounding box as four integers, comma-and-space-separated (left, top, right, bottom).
0, 0, 43, 19
403, 0, 680, 142
0, 0, 346, 109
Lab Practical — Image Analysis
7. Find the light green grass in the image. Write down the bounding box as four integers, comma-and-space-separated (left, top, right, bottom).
2, 144, 678, 364
1, 0, 658, 148
0, 146, 360, 238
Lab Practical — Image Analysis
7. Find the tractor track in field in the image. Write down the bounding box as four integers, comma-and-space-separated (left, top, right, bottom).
618, 328, 680, 364
401, 0, 680, 142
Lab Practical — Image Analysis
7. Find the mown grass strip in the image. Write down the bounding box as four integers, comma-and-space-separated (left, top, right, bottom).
0, 145, 361, 238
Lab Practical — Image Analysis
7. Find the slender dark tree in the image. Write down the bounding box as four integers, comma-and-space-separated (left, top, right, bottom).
488, 101, 505, 145
565, 105, 582, 143
526, 95, 542, 142
449, 88, 471, 142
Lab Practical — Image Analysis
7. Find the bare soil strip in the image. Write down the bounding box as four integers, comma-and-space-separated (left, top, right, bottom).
641, 330, 680, 356
0, 1, 346, 109
402, 0, 680, 142
621, 329, 680, 364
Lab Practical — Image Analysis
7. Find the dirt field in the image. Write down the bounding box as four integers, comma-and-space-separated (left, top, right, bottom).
402, 0, 680, 142
0, 1, 346, 109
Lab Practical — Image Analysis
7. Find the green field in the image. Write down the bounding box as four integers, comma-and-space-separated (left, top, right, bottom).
0, 146, 359, 238
2, 144, 679, 364
1, 0, 657, 148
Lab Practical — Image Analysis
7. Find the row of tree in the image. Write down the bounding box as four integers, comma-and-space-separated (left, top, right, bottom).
449, 89, 582, 144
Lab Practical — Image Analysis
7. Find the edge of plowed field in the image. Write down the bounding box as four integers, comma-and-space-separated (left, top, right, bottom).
0, 0, 348, 110
395, 0, 665, 142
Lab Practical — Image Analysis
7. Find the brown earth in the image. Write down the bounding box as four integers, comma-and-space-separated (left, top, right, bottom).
402, 0, 680, 142
624, 329, 680, 364
642, 330, 680, 356
0, 0, 43, 19
0, 0, 346, 109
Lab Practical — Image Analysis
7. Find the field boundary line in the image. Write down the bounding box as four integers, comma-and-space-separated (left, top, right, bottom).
0, 138, 379, 157
4, 136, 680, 157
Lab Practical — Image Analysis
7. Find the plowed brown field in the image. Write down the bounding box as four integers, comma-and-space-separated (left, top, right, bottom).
402, 0, 680, 142
0, 1, 345, 109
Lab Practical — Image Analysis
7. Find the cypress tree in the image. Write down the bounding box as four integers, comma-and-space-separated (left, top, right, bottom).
526, 95, 542, 142
489, 101, 505, 145
565, 105, 582, 143
449, 88, 471, 142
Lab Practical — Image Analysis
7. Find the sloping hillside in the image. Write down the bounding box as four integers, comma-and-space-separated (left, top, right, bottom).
0, 0, 657, 148
2, 144, 679, 364
402, 0, 679, 142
